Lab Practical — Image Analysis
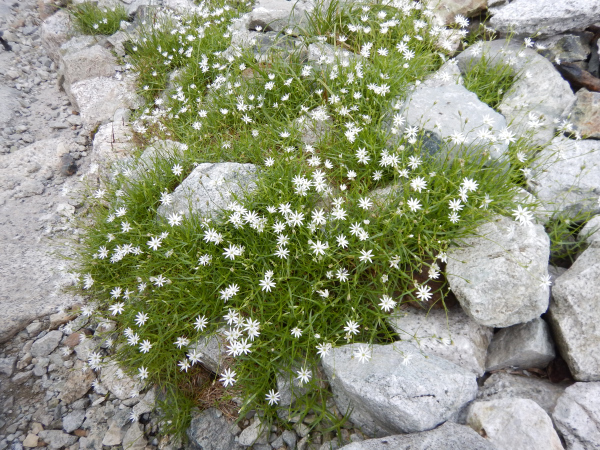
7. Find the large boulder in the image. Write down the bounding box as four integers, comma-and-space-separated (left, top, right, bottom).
489, 0, 600, 38
456, 40, 576, 145
477, 372, 569, 417
240, 0, 316, 33
552, 382, 600, 450
338, 422, 496, 450
467, 398, 564, 450
485, 318, 555, 371
548, 245, 600, 381
321, 342, 478, 437
40, 10, 73, 63
394, 84, 508, 161
187, 408, 244, 450
388, 307, 493, 376
425, 0, 488, 26
157, 163, 258, 219
530, 137, 600, 218
70, 76, 139, 129
447, 215, 551, 328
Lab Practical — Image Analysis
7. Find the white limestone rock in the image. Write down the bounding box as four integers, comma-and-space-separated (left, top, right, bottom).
91, 121, 134, 168
40, 10, 73, 63
447, 215, 551, 328
388, 307, 493, 376
467, 398, 564, 450
553, 382, 600, 450
530, 137, 600, 218
485, 318, 556, 371
321, 342, 478, 437
548, 245, 600, 381
579, 215, 600, 244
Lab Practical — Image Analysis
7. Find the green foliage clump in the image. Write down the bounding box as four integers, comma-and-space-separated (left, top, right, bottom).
70, 1, 130, 36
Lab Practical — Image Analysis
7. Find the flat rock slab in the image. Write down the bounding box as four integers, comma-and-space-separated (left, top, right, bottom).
485, 318, 555, 371
549, 245, 600, 381
456, 39, 575, 145
157, 162, 258, 219
321, 342, 477, 437
338, 422, 496, 450
530, 136, 600, 218
477, 372, 569, 416
395, 84, 507, 161
467, 398, 563, 450
447, 215, 550, 328
553, 382, 600, 449
388, 307, 493, 376
489, 0, 600, 38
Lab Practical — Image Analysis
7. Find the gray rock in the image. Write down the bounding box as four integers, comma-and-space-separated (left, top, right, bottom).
282, 430, 297, 449
102, 420, 124, 446
580, 215, 600, 244
132, 388, 155, 417
37, 430, 78, 449
122, 422, 146, 450
489, 0, 600, 38
422, 61, 464, 88
537, 35, 591, 64
425, 0, 487, 25
388, 307, 493, 376
549, 245, 600, 381
31, 330, 62, 358
58, 369, 94, 404
467, 398, 563, 450
307, 42, 357, 68
91, 121, 134, 168
59, 41, 116, 105
70, 76, 139, 129
243, 0, 315, 33
563, 88, 600, 139
456, 40, 576, 145
477, 372, 569, 416
188, 333, 228, 374
447, 215, 551, 328
187, 408, 244, 450
40, 10, 73, 63
157, 163, 258, 220
338, 422, 496, 450
485, 318, 555, 371
394, 84, 508, 162
321, 342, 477, 437
552, 382, 600, 450
100, 359, 143, 400
0, 85, 19, 127
62, 409, 86, 434
119, 139, 186, 183
12, 370, 33, 385
530, 137, 600, 218
238, 418, 268, 446
0, 357, 16, 377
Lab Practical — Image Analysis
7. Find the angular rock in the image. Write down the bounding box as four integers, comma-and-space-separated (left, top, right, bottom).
447, 215, 551, 328
485, 318, 556, 371
422, 61, 464, 88
70, 76, 138, 129
531, 136, 600, 218
122, 422, 146, 450
338, 422, 496, 450
238, 418, 268, 446
37, 430, 78, 449
59, 42, 117, 103
388, 307, 493, 376
133, 389, 155, 417
31, 330, 62, 358
58, 368, 94, 404
0, 85, 19, 127
456, 39, 576, 145
119, 139, 186, 182
426, 0, 487, 26
0, 356, 17, 377
321, 342, 478, 437
187, 408, 244, 450
549, 245, 600, 381
477, 372, 569, 416
563, 88, 600, 139
102, 421, 124, 446
580, 215, 600, 244
100, 359, 143, 400
467, 398, 563, 450
537, 35, 591, 64
242, 0, 315, 33
40, 10, 73, 63
22, 434, 38, 448
62, 409, 86, 434
157, 163, 258, 219
188, 333, 228, 374
394, 84, 508, 161
552, 382, 600, 449
91, 121, 134, 168
489, 0, 600, 38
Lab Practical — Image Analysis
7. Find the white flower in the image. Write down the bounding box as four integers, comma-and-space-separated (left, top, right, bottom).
410, 177, 427, 193
336, 234, 349, 248
109, 302, 125, 316
310, 240, 329, 256
172, 164, 183, 176
378, 295, 396, 312
194, 315, 208, 331
296, 366, 311, 385
512, 205, 534, 226
265, 389, 280, 406
138, 366, 149, 380
415, 284, 433, 302
344, 320, 360, 335
539, 274, 552, 288
135, 312, 149, 327
407, 198, 421, 212
354, 345, 371, 363
358, 197, 373, 210
359, 249, 374, 264
174, 337, 190, 349
139, 340, 152, 353
220, 368, 236, 387
291, 327, 303, 338
316, 342, 332, 358
167, 212, 183, 227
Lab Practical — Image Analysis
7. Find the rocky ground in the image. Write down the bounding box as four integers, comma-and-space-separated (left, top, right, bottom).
1, 0, 600, 449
